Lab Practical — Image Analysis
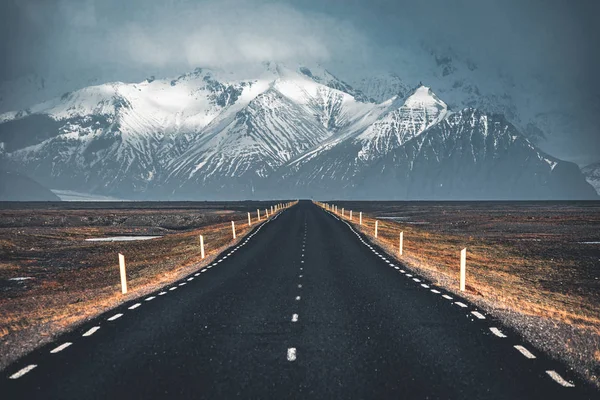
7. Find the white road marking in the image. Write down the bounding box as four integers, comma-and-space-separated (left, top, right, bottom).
413, 278, 421, 282
169, 287, 177, 291
50, 342, 72, 354
188, 277, 194, 281
299, 275, 303, 278
292, 314, 299, 322
400, 270, 405, 273
194, 273, 200, 276
301, 261, 304, 263
514, 345, 536, 359
442, 295, 453, 300
179, 282, 186, 286
489, 327, 507, 338
158, 292, 167, 295
455, 302, 468, 308
431, 289, 441, 294
394, 266, 400, 270
146, 296, 156, 301
108, 313, 123, 321
128, 303, 141, 310
421, 284, 430, 288
201, 269, 208, 273
546, 370, 575, 387
295, 296, 301, 301
287, 348, 297, 361
406, 274, 413, 277
471, 311, 486, 319
9, 365, 37, 379
300, 267, 303, 271
298, 284, 302, 288
82, 326, 100, 337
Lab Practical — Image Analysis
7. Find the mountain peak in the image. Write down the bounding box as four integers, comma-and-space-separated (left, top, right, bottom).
404, 86, 447, 110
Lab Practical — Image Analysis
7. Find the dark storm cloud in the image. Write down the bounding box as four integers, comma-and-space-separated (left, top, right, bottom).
1, 0, 598, 163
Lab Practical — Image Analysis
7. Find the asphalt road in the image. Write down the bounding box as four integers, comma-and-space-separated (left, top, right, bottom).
2, 201, 597, 399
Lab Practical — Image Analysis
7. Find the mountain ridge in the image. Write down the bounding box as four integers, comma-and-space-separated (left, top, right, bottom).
0, 65, 595, 200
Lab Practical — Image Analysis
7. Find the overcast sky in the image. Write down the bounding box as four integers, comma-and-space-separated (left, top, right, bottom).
1, 0, 598, 164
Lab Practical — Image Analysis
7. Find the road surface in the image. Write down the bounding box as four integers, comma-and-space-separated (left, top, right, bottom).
2, 201, 597, 399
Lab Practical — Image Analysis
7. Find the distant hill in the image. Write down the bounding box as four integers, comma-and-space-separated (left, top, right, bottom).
0, 170, 61, 201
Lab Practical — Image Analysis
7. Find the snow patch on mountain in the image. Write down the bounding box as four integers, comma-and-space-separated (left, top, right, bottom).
582, 162, 600, 195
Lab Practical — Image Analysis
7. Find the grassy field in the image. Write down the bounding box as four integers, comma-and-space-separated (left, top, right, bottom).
0, 201, 287, 370
318, 201, 600, 387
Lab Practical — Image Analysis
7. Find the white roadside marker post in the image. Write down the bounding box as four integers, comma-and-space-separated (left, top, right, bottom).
342, 208, 344, 217
118, 253, 127, 294
257, 209, 261, 221
350, 210, 352, 220
232, 221, 236, 239
359, 212, 362, 225
399, 232, 403, 256
460, 248, 467, 291
199, 235, 205, 259
248, 212, 251, 226
375, 220, 378, 238
265, 208, 268, 218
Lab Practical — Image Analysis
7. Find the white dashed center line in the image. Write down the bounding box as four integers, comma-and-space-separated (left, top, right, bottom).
421, 284, 430, 288
50, 342, 72, 354
146, 296, 156, 301
514, 345, 536, 359
298, 284, 302, 288
128, 303, 141, 310
169, 287, 177, 291
489, 327, 506, 338
291, 314, 299, 322
442, 295, 453, 300
455, 302, 468, 308
287, 348, 297, 361
430, 289, 441, 294
179, 282, 186, 286
295, 296, 301, 301
82, 326, 100, 337
9, 365, 37, 379
546, 370, 575, 387
158, 291, 167, 296
107, 313, 123, 321
187, 277, 194, 281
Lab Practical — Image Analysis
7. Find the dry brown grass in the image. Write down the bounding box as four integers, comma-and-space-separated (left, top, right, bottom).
0, 207, 286, 370
319, 202, 600, 387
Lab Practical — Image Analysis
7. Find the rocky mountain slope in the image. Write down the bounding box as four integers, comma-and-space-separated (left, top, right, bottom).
582, 162, 600, 196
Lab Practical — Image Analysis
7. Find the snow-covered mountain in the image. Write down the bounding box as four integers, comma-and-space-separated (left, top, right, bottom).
276, 88, 596, 200
0, 64, 596, 200
582, 162, 600, 195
